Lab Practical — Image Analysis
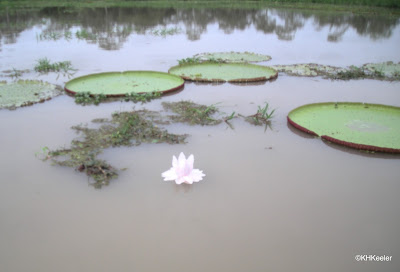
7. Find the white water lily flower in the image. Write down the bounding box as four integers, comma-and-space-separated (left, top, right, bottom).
162, 152, 205, 184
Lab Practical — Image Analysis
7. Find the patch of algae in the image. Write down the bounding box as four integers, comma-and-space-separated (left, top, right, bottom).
0, 80, 61, 109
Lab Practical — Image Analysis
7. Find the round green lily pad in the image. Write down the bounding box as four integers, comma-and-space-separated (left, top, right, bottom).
287, 102, 400, 153
0, 80, 61, 109
194, 52, 271, 63
168, 63, 278, 83
64, 71, 184, 96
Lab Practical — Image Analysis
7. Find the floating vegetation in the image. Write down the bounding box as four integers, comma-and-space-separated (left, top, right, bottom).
169, 63, 278, 83
73, 91, 161, 105
162, 101, 222, 126
45, 109, 188, 188
273, 63, 346, 77
288, 102, 400, 153
2, 68, 30, 79
34, 58, 76, 75
194, 52, 272, 63
74, 92, 108, 105
178, 57, 203, 66
149, 27, 181, 37
244, 102, 276, 126
0, 80, 61, 110
331, 65, 367, 80
65, 71, 184, 96
36, 30, 73, 41
75, 29, 98, 40
124, 91, 162, 103
274, 62, 400, 81
42, 100, 277, 187
362, 61, 400, 80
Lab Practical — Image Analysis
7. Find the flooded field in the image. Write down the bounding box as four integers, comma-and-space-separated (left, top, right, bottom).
1, 6, 399, 272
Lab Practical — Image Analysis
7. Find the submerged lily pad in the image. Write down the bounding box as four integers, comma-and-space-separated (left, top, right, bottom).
194, 52, 271, 63
273, 63, 346, 77
169, 63, 278, 82
0, 80, 61, 109
363, 61, 400, 79
64, 71, 184, 97
274, 62, 400, 81
288, 102, 400, 153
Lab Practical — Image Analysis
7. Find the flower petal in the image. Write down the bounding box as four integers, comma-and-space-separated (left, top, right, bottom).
185, 154, 194, 174
161, 168, 178, 181
190, 169, 205, 182
172, 155, 178, 168
178, 152, 186, 169
175, 176, 185, 185
183, 175, 194, 184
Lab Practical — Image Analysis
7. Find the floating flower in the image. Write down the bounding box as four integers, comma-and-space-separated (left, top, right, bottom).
162, 152, 205, 184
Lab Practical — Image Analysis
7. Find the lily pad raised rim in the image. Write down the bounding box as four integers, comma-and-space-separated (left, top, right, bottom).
64, 71, 185, 97
287, 102, 400, 153
168, 62, 278, 83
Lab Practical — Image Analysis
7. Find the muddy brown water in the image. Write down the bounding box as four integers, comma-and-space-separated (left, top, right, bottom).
1, 7, 399, 272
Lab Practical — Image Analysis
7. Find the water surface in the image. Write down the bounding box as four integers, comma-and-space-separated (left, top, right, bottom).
0, 7, 399, 272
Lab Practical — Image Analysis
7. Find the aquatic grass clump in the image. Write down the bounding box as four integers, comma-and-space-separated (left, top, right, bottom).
0, 80, 61, 109
45, 109, 188, 188
162, 101, 222, 126
34, 58, 76, 74
149, 27, 181, 37
245, 102, 276, 126
2, 68, 30, 79
36, 30, 73, 41
75, 29, 98, 40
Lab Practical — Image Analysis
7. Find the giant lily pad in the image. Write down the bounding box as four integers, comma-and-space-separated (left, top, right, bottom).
64, 71, 184, 96
0, 80, 61, 109
194, 52, 271, 63
287, 102, 400, 153
169, 63, 278, 83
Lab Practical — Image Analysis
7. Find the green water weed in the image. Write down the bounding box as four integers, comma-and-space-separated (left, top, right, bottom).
75, 29, 98, 40
34, 58, 76, 75
178, 57, 202, 65
246, 102, 276, 126
162, 101, 222, 126
124, 92, 161, 103
46, 109, 187, 188
150, 27, 181, 37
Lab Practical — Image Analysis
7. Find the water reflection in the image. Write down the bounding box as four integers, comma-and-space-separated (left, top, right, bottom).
0, 7, 398, 50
